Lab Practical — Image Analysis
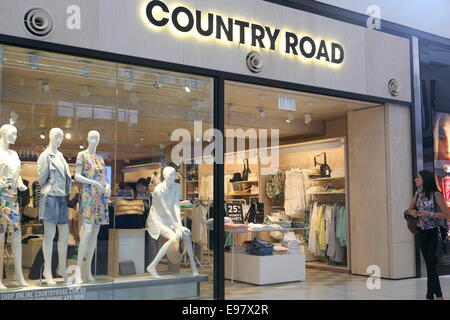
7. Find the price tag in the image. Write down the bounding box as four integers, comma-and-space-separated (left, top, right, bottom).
226, 202, 244, 224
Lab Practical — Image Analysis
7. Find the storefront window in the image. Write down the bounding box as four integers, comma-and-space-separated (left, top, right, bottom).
0, 44, 214, 300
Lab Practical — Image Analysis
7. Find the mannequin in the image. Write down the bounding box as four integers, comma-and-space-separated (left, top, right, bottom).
37, 128, 72, 285
146, 166, 199, 278
74, 130, 110, 284
0, 124, 29, 289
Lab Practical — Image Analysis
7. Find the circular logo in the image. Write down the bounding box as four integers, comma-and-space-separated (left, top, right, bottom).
246, 51, 264, 74
388, 78, 400, 97
23, 8, 54, 38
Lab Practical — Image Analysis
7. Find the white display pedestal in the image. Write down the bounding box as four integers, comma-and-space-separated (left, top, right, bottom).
108, 229, 146, 277
225, 252, 305, 285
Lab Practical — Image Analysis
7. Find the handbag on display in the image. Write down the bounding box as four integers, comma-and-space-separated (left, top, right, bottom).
245, 202, 264, 224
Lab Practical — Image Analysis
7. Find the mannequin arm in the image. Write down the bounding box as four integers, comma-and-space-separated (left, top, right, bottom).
17, 175, 27, 191
36, 153, 49, 187
74, 165, 104, 194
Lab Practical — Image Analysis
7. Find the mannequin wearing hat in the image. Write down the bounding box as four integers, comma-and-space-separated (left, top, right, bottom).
146, 166, 199, 278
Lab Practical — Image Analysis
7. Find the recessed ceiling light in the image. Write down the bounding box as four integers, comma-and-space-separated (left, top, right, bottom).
185, 86, 191, 93
79, 145, 84, 149
129, 92, 139, 104
257, 108, 267, 119
305, 113, 312, 124
80, 85, 90, 97
287, 111, 295, 122
40, 132, 45, 140
65, 133, 72, 139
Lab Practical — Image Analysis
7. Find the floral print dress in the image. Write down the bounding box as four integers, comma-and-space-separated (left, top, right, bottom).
76, 150, 109, 225
0, 178, 20, 234
415, 189, 447, 231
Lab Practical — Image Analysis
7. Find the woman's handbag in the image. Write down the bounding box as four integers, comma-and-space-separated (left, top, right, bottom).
404, 210, 418, 234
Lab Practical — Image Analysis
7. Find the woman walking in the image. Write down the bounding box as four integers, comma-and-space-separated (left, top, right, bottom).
406, 170, 450, 300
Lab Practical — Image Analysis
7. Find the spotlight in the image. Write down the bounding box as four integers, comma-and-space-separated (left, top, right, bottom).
129, 92, 139, 104
29, 53, 40, 69
80, 85, 90, 97
185, 86, 191, 93
195, 137, 201, 142
125, 68, 134, 81
81, 64, 90, 77
287, 111, 295, 122
257, 108, 267, 119
40, 132, 45, 140
65, 133, 72, 139
228, 103, 236, 114
305, 113, 312, 125
153, 80, 161, 89
79, 145, 84, 149
38, 80, 50, 94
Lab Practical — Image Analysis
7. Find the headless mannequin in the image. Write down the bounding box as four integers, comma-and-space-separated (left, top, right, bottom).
146, 167, 199, 278
40, 128, 70, 285
74, 131, 110, 284
0, 124, 29, 289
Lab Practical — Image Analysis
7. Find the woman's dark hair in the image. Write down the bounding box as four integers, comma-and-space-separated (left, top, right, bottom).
419, 170, 438, 198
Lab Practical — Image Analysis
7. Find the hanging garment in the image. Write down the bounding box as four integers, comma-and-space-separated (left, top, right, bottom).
303, 206, 311, 245
192, 205, 208, 244
336, 205, 347, 247
265, 170, 285, 204
326, 204, 338, 260
32, 180, 41, 208
316, 204, 327, 252
199, 175, 213, 200
284, 169, 307, 218
308, 202, 323, 256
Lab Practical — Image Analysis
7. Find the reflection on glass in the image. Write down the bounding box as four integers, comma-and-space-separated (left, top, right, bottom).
0, 45, 214, 300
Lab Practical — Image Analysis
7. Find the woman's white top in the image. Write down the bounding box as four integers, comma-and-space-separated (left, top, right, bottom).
0, 148, 21, 182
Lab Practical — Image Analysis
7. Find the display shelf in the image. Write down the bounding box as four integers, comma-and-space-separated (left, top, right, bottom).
308, 177, 345, 181
226, 193, 259, 197
231, 180, 259, 184
306, 192, 346, 195
306, 261, 349, 273
186, 180, 198, 183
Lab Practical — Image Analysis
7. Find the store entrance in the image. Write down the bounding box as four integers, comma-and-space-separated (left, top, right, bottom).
221, 81, 381, 296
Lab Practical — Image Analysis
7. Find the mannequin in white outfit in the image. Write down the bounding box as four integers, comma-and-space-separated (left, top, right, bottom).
74, 130, 111, 284
146, 166, 199, 278
38, 128, 72, 285
0, 124, 29, 289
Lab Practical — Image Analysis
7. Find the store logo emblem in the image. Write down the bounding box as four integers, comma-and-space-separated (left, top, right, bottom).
143, 0, 345, 67
366, 265, 381, 290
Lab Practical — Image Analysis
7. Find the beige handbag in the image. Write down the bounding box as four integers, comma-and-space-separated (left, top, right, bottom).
167, 240, 186, 264
23, 206, 39, 219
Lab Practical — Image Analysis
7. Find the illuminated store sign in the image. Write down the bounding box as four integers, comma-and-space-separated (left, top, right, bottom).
144, 1, 345, 66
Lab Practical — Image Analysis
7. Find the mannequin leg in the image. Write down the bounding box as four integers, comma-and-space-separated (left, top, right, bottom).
57, 224, 69, 281
42, 221, 57, 285
11, 230, 29, 287
182, 231, 199, 276
75, 224, 93, 285
147, 229, 177, 278
0, 232, 6, 290
85, 225, 100, 282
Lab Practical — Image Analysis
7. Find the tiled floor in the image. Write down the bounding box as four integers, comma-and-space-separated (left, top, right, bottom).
198, 268, 450, 300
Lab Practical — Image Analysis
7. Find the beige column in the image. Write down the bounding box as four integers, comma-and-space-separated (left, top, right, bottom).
348, 104, 415, 279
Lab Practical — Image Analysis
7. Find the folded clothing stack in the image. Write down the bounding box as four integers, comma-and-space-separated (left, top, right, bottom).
114, 199, 144, 216
273, 245, 289, 255
273, 221, 292, 229
245, 238, 274, 256
225, 223, 249, 232
282, 232, 302, 254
